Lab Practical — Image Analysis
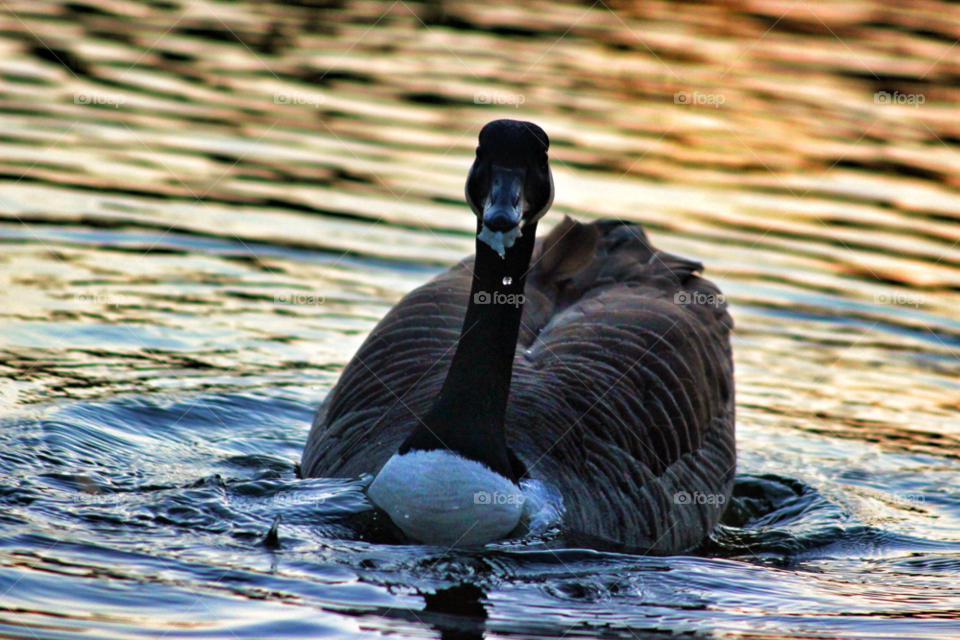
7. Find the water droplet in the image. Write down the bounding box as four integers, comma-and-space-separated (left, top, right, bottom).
503, 277, 513, 286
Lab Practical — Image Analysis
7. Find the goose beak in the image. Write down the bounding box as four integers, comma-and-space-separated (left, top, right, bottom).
478, 166, 525, 257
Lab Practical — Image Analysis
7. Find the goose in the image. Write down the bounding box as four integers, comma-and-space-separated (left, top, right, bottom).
301, 119, 735, 553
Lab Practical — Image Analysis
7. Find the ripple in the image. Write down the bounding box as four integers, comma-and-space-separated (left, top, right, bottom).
2, 0, 960, 636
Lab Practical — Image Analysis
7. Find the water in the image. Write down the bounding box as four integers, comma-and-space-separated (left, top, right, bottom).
1, 0, 960, 637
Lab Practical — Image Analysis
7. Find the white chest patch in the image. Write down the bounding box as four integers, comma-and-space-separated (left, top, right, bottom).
367, 449, 524, 547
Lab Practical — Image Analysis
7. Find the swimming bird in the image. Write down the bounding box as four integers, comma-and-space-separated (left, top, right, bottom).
301, 119, 735, 553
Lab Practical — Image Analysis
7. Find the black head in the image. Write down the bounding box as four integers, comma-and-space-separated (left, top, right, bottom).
465, 120, 554, 256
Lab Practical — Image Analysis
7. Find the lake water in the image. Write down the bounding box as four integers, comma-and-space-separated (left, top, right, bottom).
1, 0, 960, 637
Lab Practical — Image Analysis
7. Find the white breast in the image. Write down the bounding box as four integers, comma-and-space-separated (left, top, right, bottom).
367, 449, 524, 547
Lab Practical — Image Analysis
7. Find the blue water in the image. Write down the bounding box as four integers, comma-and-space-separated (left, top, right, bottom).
2, 379, 959, 638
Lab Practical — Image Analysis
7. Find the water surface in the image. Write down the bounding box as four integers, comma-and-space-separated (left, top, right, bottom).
1, 0, 960, 637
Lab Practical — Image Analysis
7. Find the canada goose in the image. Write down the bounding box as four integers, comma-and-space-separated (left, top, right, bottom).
301, 119, 735, 553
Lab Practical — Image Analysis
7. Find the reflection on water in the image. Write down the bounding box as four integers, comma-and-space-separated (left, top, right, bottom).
0, 0, 959, 637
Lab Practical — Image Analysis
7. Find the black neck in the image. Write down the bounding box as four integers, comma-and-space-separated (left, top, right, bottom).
399, 221, 538, 480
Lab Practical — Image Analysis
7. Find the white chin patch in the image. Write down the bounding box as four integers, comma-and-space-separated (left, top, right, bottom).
477, 225, 521, 258
367, 450, 524, 547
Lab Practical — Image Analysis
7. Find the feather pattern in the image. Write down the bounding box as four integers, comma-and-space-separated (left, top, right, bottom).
302, 217, 735, 553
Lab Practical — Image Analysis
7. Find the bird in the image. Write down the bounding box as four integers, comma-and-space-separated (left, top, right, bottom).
301, 119, 735, 553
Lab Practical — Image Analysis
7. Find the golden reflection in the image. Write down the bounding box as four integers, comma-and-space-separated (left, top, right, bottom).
0, 0, 958, 458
